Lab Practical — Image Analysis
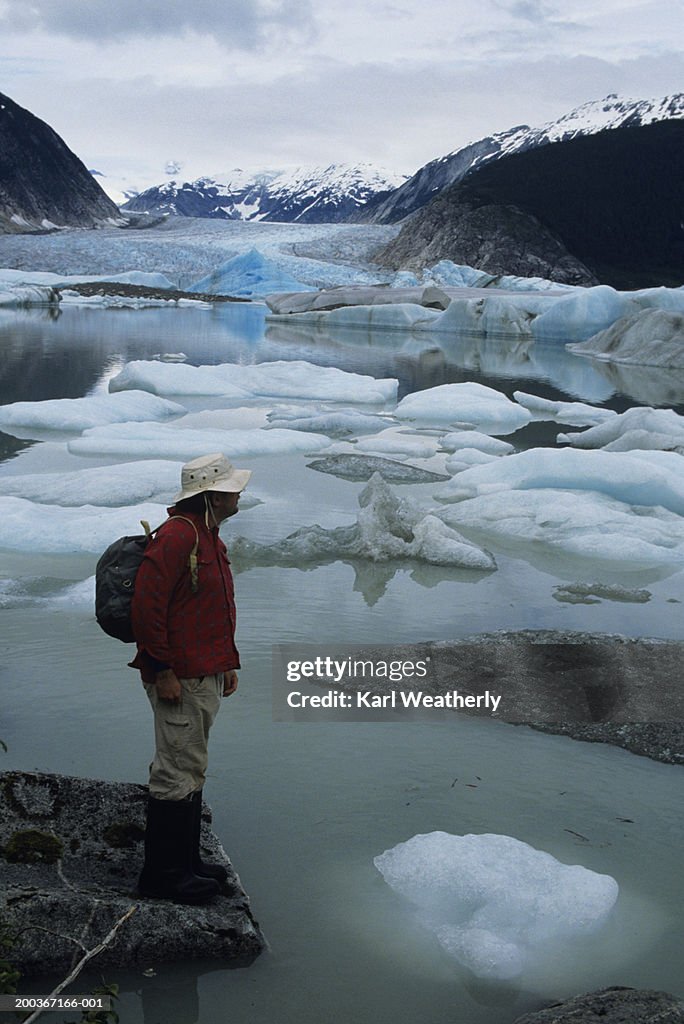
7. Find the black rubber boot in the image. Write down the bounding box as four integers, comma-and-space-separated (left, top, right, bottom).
191, 790, 228, 885
138, 795, 220, 904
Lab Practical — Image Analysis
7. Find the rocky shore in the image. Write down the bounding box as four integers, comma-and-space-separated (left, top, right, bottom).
0, 770, 265, 976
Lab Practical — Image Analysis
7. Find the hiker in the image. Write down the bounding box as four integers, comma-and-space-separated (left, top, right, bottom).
129, 452, 251, 903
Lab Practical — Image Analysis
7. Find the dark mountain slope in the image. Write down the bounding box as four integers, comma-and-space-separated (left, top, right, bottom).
0, 91, 122, 233
375, 120, 684, 288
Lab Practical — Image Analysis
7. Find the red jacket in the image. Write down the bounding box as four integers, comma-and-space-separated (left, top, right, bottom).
129, 508, 241, 683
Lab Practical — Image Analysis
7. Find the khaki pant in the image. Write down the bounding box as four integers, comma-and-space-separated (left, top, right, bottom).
144, 674, 223, 801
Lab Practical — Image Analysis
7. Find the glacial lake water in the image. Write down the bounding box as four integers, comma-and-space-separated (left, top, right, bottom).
1, 301, 683, 1024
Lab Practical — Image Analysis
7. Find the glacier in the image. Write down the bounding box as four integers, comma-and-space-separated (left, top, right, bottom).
188, 248, 316, 298
374, 832, 618, 980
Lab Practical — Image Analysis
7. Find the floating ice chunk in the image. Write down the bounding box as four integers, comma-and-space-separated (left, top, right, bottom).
531, 285, 638, 342
265, 285, 452, 315
67, 422, 331, 459
188, 248, 316, 298
441, 431, 515, 455
0, 498, 169, 553
553, 582, 651, 604
48, 576, 97, 608
0, 284, 58, 307
0, 460, 184, 506
265, 405, 392, 436
434, 447, 684, 515
109, 359, 397, 404
374, 832, 618, 980
422, 260, 577, 293
230, 474, 495, 570
354, 431, 441, 460
0, 391, 185, 437
567, 309, 684, 368
440, 487, 684, 569
0, 267, 175, 290
513, 391, 617, 427
445, 449, 500, 473
396, 383, 532, 434
558, 407, 684, 452
307, 454, 449, 484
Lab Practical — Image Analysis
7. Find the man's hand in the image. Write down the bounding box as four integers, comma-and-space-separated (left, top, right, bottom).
156, 668, 181, 701
223, 670, 238, 697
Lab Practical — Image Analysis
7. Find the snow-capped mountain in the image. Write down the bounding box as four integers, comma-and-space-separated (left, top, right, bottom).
361, 93, 684, 223
121, 163, 408, 223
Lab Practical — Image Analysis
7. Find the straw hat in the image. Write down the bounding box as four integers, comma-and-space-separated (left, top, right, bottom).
173, 453, 251, 502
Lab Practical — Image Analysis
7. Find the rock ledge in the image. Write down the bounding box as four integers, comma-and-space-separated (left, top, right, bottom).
0, 770, 266, 976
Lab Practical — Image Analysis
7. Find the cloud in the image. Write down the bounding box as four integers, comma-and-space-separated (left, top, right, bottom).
0, 0, 315, 48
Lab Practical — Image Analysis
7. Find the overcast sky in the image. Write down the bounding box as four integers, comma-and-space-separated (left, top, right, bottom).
0, 0, 682, 193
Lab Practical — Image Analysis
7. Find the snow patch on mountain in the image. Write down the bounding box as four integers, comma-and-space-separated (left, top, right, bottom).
122, 163, 408, 224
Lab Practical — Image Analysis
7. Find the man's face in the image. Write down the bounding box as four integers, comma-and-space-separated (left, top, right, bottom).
211, 490, 240, 523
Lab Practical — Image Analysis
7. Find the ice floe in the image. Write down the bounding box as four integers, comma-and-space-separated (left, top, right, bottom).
353, 430, 441, 460
109, 359, 398, 404
0, 391, 185, 437
440, 431, 515, 456
0, 284, 58, 307
0, 498, 169, 553
306, 454, 449, 484
513, 392, 617, 427
568, 309, 684, 368
374, 832, 618, 980
433, 448, 684, 569
445, 449, 500, 473
434, 447, 684, 514
230, 474, 495, 571
67, 422, 331, 460
552, 582, 651, 604
395, 383, 531, 434
0, 460, 263, 509
265, 405, 392, 436
557, 407, 684, 452
0, 268, 176, 290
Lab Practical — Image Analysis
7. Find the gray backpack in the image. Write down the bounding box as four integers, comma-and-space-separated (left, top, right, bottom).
95, 517, 199, 643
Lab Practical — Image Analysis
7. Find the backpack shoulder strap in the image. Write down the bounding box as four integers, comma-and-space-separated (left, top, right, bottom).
168, 515, 200, 593
141, 515, 200, 594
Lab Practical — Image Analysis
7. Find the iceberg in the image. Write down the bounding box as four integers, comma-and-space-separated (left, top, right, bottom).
445, 448, 500, 473
0, 391, 185, 437
0, 498, 169, 553
109, 359, 397, 405
395, 383, 531, 434
513, 391, 617, 427
558, 407, 684, 452
440, 487, 684, 569
440, 431, 515, 456
67, 422, 331, 460
0, 460, 185, 507
567, 309, 684, 368
265, 406, 392, 436
434, 447, 684, 515
531, 285, 638, 342
230, 475, 495, 571
188, 248, 316, 298
354, 430, 441, 460
374, 832, 618, 980
0, 267, 176, 290
306, 454, 449, 484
